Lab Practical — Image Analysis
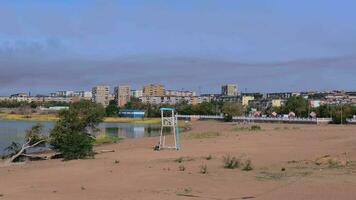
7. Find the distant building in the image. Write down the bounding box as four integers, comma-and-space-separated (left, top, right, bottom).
143, 84, 165, 96
165, 90, 196, 97
242, 96, 254, 106
221, 84, 238, 96
131, 89, 143, 98
92, 85, 110, 107
115, 85, 131, 107
271, 99, 283, 107
266, 92, 300, 100
56, 91, 74, 97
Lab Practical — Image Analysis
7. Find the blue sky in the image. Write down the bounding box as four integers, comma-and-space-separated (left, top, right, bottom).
0, 0, 356, 95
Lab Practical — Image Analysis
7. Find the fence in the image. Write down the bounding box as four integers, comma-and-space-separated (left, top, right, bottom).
176, 115, 333, 124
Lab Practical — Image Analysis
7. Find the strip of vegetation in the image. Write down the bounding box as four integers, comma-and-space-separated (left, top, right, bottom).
234, 125, 262, 132
223, 154, 254, 171
94, 134, 121, 145
185, 131, 220, 139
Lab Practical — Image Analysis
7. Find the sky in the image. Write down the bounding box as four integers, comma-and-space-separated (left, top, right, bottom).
0, 0, 356, 95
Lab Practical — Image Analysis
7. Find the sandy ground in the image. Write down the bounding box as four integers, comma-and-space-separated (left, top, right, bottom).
1, 121, 356, 200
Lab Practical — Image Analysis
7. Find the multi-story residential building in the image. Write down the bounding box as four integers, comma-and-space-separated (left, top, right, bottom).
56, 91, 74, 97
221, 84, 238, 96
266, 92, 300, 100
165, 90, 196, 97
242, 96, 255, 106
131, 89, 143, 98
143, 84, 165, 96
92, 85, 110, 107
115, 85, 131, 107
271, 99, 283, 107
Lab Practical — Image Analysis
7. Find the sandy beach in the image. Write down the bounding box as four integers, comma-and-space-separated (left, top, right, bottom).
1, 121, 356, 200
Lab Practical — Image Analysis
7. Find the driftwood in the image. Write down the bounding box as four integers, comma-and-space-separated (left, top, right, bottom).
5, 139, 46, 164
96, 149, 115, 154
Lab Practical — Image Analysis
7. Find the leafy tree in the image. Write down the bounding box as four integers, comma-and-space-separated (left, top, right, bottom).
283, 96, 309, 117
105, 100, 119, 117
222, 102, 244, 116
50, 100, 105, 159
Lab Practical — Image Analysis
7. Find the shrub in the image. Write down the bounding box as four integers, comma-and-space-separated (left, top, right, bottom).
174, 157, 194, 163
200, 164, 208, 174
223, 155, 241, 169
204, 155, 213, 160
178, 165, 186, 171
59, 131, 95, 160
250, 125, 261, 131
242, 160, 253, 171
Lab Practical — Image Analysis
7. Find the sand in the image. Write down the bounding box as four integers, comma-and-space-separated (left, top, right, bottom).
1, 121, 356, 200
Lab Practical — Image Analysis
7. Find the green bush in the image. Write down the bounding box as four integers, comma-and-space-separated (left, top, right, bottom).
59, 131, 95, 160
223, 155, 241, 169
242, 160, 253, 171
250, 125, 261, 131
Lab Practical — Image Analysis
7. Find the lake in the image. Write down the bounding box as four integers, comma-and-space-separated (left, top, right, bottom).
0, 120, 163, 155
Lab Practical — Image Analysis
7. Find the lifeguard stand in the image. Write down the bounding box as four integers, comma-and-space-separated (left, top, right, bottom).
159, 108, 180, 150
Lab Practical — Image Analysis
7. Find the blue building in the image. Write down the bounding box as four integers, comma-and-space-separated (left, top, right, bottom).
119, 109, 145, 118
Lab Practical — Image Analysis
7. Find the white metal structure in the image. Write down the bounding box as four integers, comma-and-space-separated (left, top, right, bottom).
159, 108, 180, 150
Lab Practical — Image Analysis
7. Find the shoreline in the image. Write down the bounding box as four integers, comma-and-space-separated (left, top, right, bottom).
0, 114, 160, 124
1, 121, 356, 199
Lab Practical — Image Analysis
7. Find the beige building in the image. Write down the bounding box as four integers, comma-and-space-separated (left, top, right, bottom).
272, 99, 282, 107
143, 84, 165, 96
242, 96, 254, 106
92, 85, 110, 107
221, 84, 238, 96
115, 85, 131, 107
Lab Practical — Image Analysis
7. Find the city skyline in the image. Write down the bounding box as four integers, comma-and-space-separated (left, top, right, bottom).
1, 0, 356, 95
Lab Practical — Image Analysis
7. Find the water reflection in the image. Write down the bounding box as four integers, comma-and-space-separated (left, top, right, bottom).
0, 120, 165, 155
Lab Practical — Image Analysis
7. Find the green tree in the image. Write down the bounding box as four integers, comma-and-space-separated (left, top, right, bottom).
105, 100, 119, 117
222, 102, 245, 121
283, 96, 309, 117
49, 100, 105, 160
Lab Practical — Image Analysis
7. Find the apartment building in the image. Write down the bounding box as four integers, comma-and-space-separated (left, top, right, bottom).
221, 84, 238, 96
92, 85, 110, 107
115, 85, 131, 107
143, 84, 165, 96
131, 89, 143, 98
165, 90, 196, 97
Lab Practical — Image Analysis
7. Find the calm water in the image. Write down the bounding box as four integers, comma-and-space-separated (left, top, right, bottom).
0, 120, 163, 155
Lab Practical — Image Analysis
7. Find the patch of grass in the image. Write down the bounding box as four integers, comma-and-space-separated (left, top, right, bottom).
327, 159, 344, 169
204, 154, 213, 160
223, 155, 241, 169
250, 125, 261, 131
256, 171, 287, 181
234, 125, 262, 132
186, 131, 220, 139
178, 165, 186, 171
0, 113, 58, 121
176, 187, 195, 197
94, 134, 121, 145
104, 117, 160, 124
200, 164, 208, 174
242, 160, 253, 171
174, 156, 195, 163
